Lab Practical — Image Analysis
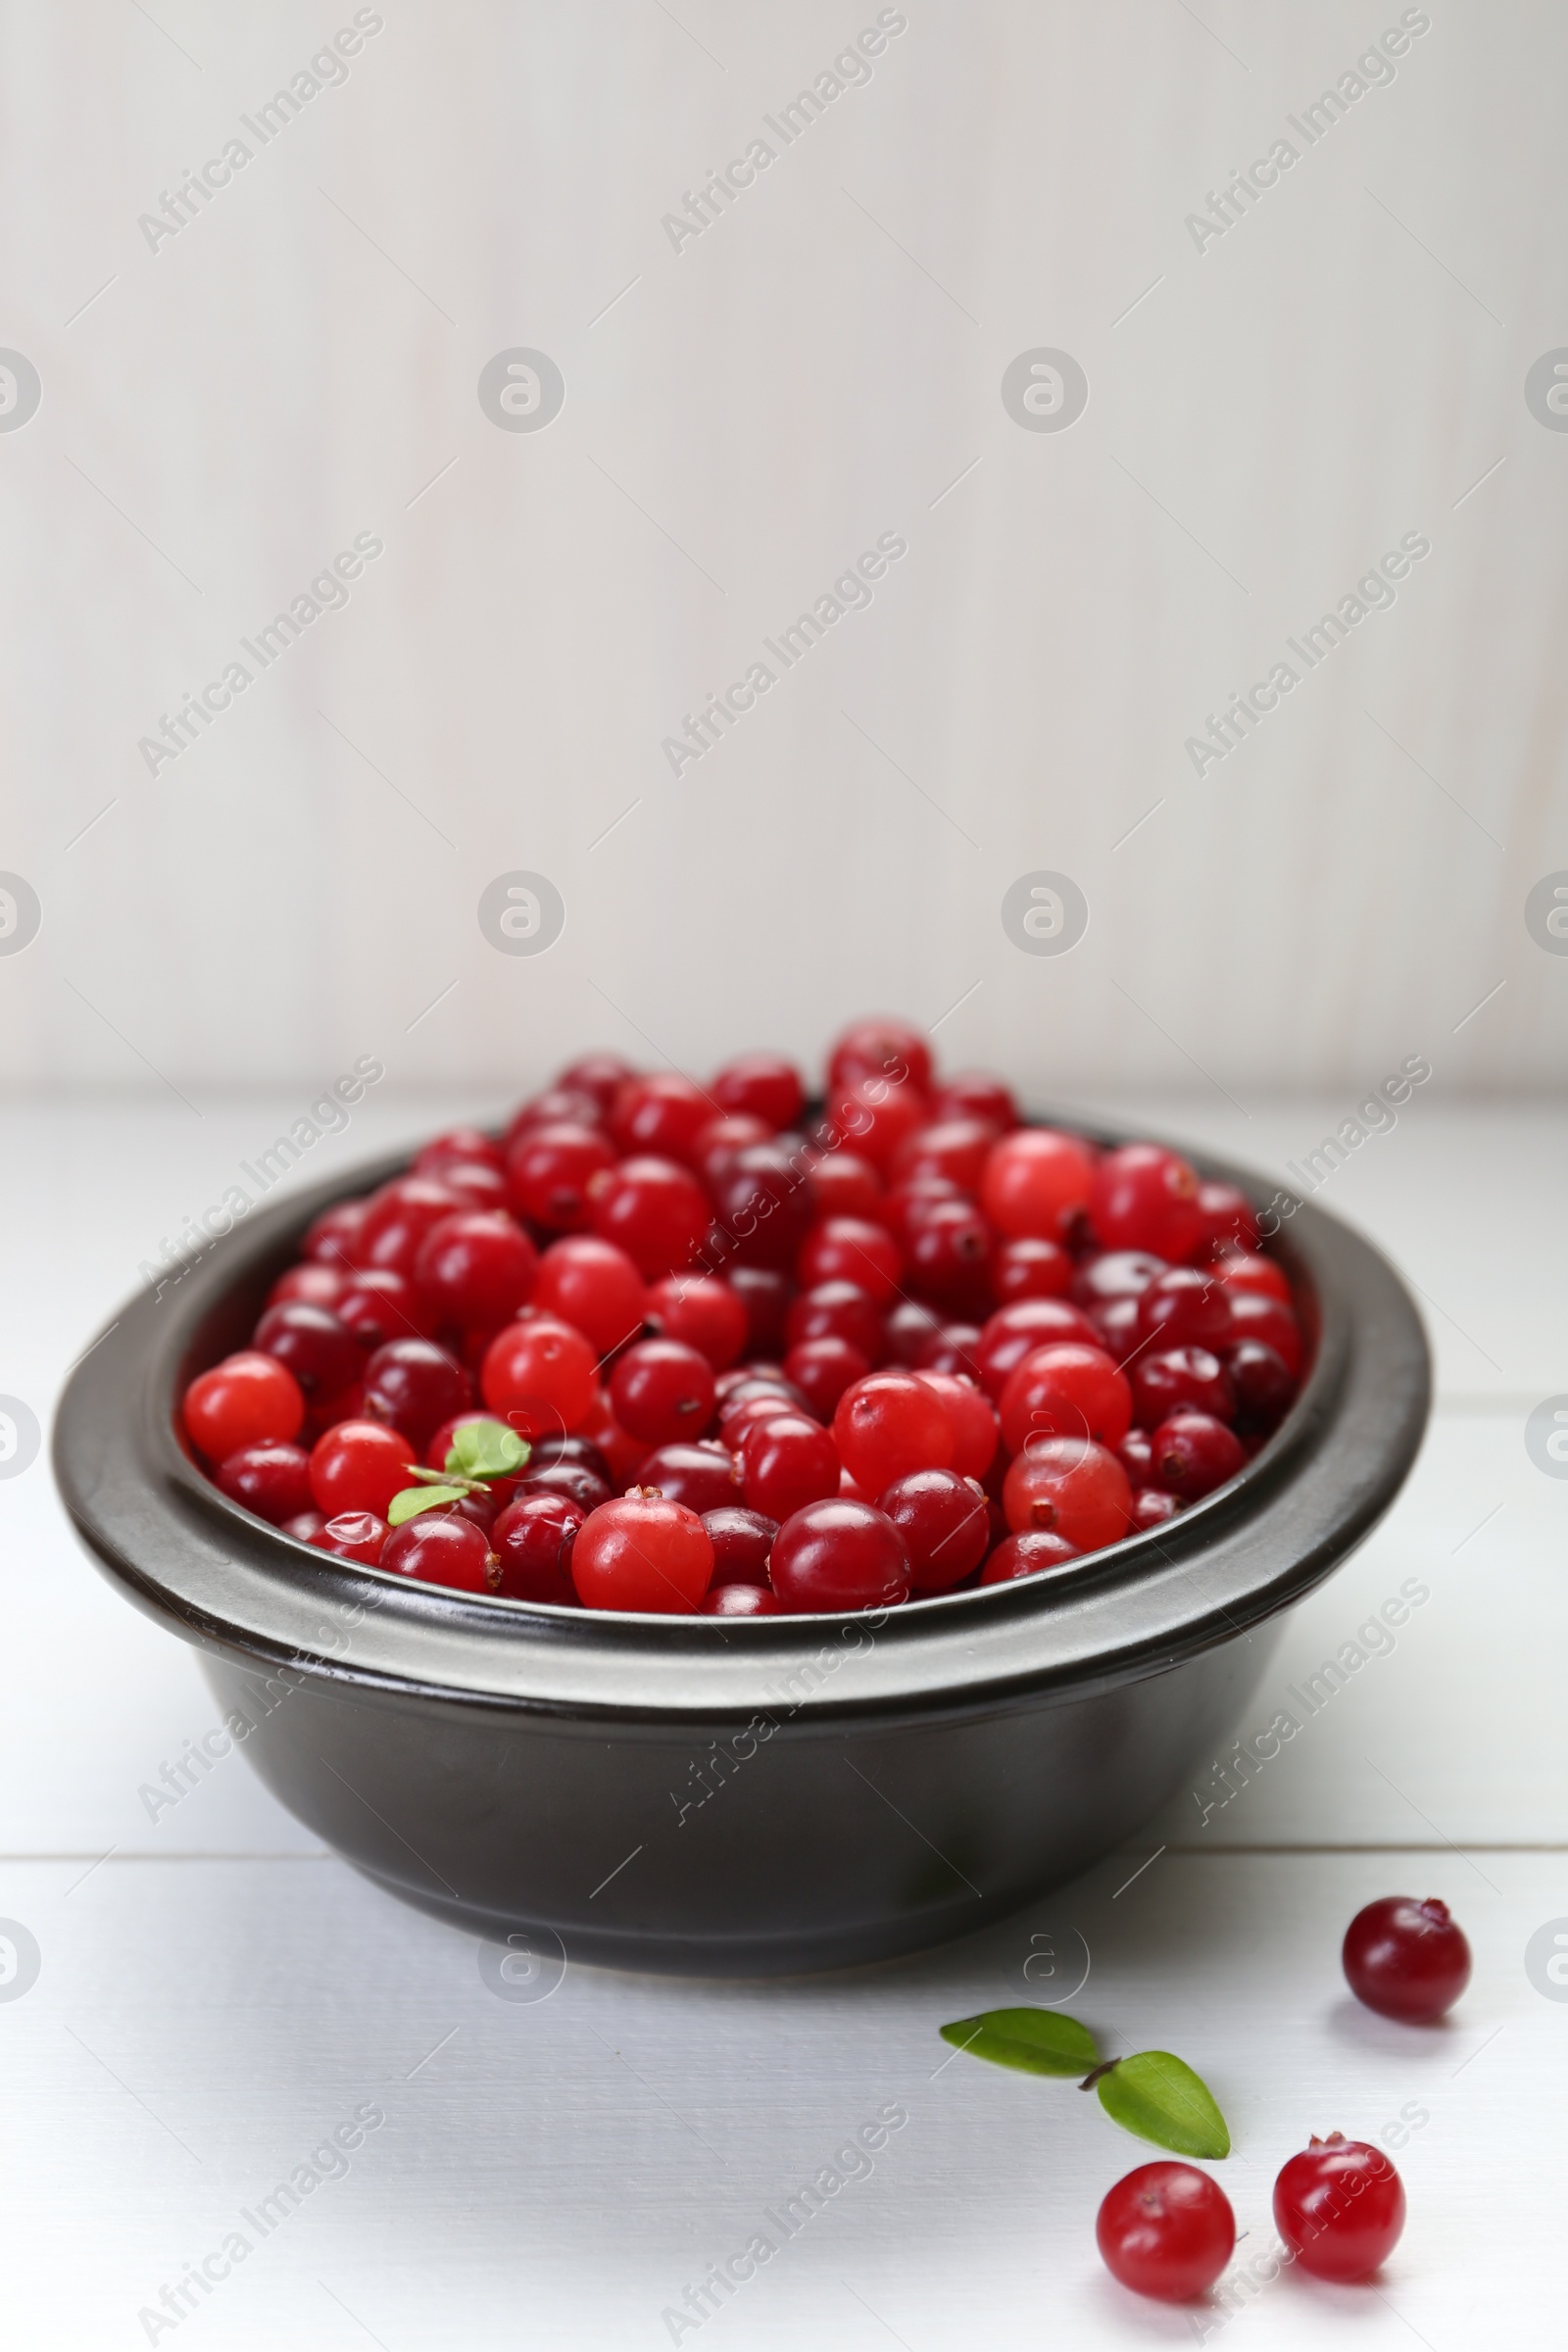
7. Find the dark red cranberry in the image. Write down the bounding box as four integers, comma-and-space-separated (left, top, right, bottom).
589, 1155, 710, 1278
216, 1441, 313, 1525
1136, 1266, 1233, 1349
414, 1125, 503, 1177
726, 1265, 792, 1356
504, 1086, 603, 1148
506, 1121, 614, 1231
609, 1339, 716, 1446
709, 1143, 815, 1270
904, 1198, 993, 1308
1343, 1895, 1472, 2023
268, 1262, 351, 1310
1150, 1410, 1246, 1498
806, 1150, 884, 1223
430, 1160, 509, 1212
491, 1491, 584, 1603
929, 1070, 1017, 1128
303, 1198, 368, 1268
283, 1509, 328, 1544
635, 1442, 742, 1514
1273, 2136, 1405, 2282
1225, 1289, 1302, 1375
361, 1338, 472, 1448
783, 1337, 871, 1419
913, 1323, 984, 1382
710, 1052, 804, 1130
690, 1113, 772, 1187
1194, 1179, 1259, 1259
516, 1460, 612, 1513
252, 1301, 364, 1400
1130, 1486, 1183, 1530
880, 1173, 963, 1250
555, 1053, 638, 1116
700, 1584, 781, 1616
1225, 1338, 1296, 1430
783, 1280, 885, 1363
337, 1270, 431, 1349
883, 1299, 944, 1365
1118, 1427, 1153, 1482
1087, 1295, 1143, 1361
1131, 1347, 1236, 1429
700, 1505, 777, 1586
980, 1529, 1080, 1583
530, 1432, 613, 1485
739, 1413, 841, 1522
355, 1177, 467, 1279
768, 1498, 911, 1612
890, 1117, 999, 1192
797, 1215, 902, 1303
876, 1467, 989, 1591
992, 1237, 1071, 1302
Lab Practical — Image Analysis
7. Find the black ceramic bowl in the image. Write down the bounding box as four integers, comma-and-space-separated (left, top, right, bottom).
54, 1124, 1428, 1977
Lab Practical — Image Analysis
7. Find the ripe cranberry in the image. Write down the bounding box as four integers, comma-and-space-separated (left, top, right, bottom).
701, 1505, 776, 1586
798, 1216, 902, 1304
555, 1053, 637, 1116
283, 1509, 328, 1544
1272, 2135, 1405, 2282
783, 1337, 871, 1419
645, 1274, 748, 1371
183, 1352, 305, 1457
929, 1070, 1017, 1128
1003, 1437, 1131, 1550
912, 1370, 998, 1478
1151, 1410, 1246, 1498
268, 1262, 352, 1310
1130, 1486, 1183, 1530
505, 1120, 614, 1231
1217, 1250, 1292, 1305
877, 1467, 989, 1591
414, 1125, 504, 1177
421, 1409, 520, 1485
429, 1159, 508, 1212
481, 1317, 598, 1441
610, 1072, 711, 1161
710, 1143, 815, 1270
610, 1338, 716, 1446
1088, 1295, 1142, 1362
505, 1086, 603, 1147
1090, 1144, 1205, 1260
914, 1323, 984, 1382
491, 1491, 584, 1602
768, 1498, 911, 1612
884, 1299, 944, 1364
974, 1298, 1101, 1402
1072, 1250, 1168, 1308
980, 1128, 1097, 1241
1136, 1267, 1232, 1349
1226, 1290, 1303, 1376
999, 1343, 1133, 1454
981, 1529, 1080, 1583
532, 1235, 648, 1354
1195, 1179, 1259, 1259
891, 1117, 999, 1192
590, 1154, 710, 1277
806, 1150, 883, 1223
827, 1016, 933, 1096
414, 1210, 536, 1328
1118, 1427, 1154, 1482
354, 1177, 467, 1279
992, 1237, 1071, 1302
1097, 2163, 1235, 2303
531, 1432, 613, 1482
361, 1338, 471, 1448
726, 1265, 791, 1355
309, 1510, 388, 1565
309, 1420, 416, 1517
515, 1460, 612, 1513
826, 1077, 929, 1170
571, 1490, 713, 1612
1343, 1895, 1472, 2023
303, 1198, 368, 1268
1131, 1347, 1236, 1430
216, 1441, 313, 1525
739, 1407, 841, 1521
710, 1052, 804, 1130
337, 1270, 432, 1350
577, 1387, 646, 1489
783, 1280, 884, 1363
833, 1371, 953, 1494
1224, 1339, 1295, 1432
690, 1114, 772, 1189
880, 1173, 962, 1249
905, 1198, 993, 1308
700, 1584, 781, 1616
636, 1442, 741, 1514
382, 1511, 497, 1594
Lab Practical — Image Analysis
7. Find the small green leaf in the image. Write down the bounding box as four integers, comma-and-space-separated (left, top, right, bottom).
938, 2007, 1100, 2078
448, 1419, 527, 1480
1096, 2051, 1230, 2159
386, 1485, 467, 1526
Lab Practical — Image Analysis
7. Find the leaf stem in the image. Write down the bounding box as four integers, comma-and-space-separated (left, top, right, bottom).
1079, 2059, 1121, 2092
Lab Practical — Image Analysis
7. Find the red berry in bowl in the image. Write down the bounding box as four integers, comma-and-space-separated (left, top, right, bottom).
1217, 1250, 1292, 1305
303, 1198, 368, 1268
1136, 1266, 1233, 1349
382, 1511, 498, 1594
215, 1441, 313, 1526
309, 1420, 416, 1518
428, 1159, 508, 1212
610, 1338, 716, 1446
700, 1583, 781, 1616
1225, 1338, 1296, 1432
1151, 1410, 1246, 1499
691, 1112, 772, 1187
414, 1125, 504, 1177
992, 1236, 1071, 1302
999, 1343, 1133, 1455
726, 1265, 791, 1356
284, 1509, 328, 1543
590, 1154, 710, 1277
491, 1491, 584, 1603
268, 1262, 352, 1310
571, 1491, 713, 1613
355, 1177, 467, 1279
183, 1351, 305, 1457
481, 1317, 598, 1442
1272, 2135, 1405, 2281
877, 1468, 989, 1591
806, 1149, 883, 1223
610, 1071, 711, 1161
784, 1280, 885, 1363
826, 1078, 928, 1170
645, 1275, 748, 1372
974, 1298, 1100, 1402
515, 1460, 612, 1514
769, 1498, 911, 1612
1072, 1249, 1168, 1308
1130, 1487, 1184, 1530
1002, 1437, 1131, 1551
827, 1015, 933, 1097
309, 1510, 388, 1565
740, 1413, 840, 1522
1090, 1144, 1204, 1261
904, 1198, 993, 1308
414, 1210, 537, 1328
979, 1128, 1096, 1242
636, 1442, 742, 1515
1194, 1179, 1259, 1259
361, 1338, 472, 1449
710, 1143, 815, 1270
1097, 2163, 1235, 2302
710, 1051, 804, 1130
929, 1069, 1017, 1128
981, 1529, 1080, 1583
1118, 1427, 1154, 1482
891, 1116, 999, 1193
701, 1505, 776, 1586
1223, 1290, 1302, 1376
914, 1322, 984, 1382
555, 1053, 637, 1116
1131, 1347, 1236, 1430
506, 1120, 614, 1231
883, 1298, 943, 1365
577, 1387, 646, 1490
531, 1235, 647, 1355
783, 1337, 871, 1419
505, 1085, 603, 1146
798, 1216, 902, 1305
337, 1270, 432, 1350
1343, 1895, 1471, 2023
832, 1371, 953, 1495
912, 1370, 998, 1478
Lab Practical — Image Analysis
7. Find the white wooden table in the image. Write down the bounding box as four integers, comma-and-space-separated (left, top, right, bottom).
2, 1095, 1562, 2350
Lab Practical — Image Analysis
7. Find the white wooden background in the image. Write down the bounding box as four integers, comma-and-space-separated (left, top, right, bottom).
1, 1091, 1563, 2347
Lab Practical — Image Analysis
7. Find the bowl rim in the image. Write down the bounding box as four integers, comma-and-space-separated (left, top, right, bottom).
52, 1114, 1430, 1729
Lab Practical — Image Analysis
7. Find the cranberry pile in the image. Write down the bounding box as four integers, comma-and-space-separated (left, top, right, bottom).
178, 1017, 1305, 1614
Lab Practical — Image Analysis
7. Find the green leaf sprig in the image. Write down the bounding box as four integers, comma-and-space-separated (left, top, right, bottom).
938, 2007, 1229, 2159
385, 1418, 529, 1528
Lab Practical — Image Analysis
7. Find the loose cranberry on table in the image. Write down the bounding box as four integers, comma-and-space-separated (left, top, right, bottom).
588, 1154, 710, 1278
531, 1235, 647, 1354
183, 1351, 305, 1457
216, 1441, 313, 1526
998, 1343, 1133, 1456
833, 1371, 953, 1494
490, 1491, 584, 1603
309, 1510, 388, 1566
1343, 1895, 1472, 2023
701, 1584, 782, 1617
635, 1442, 741, 1515
1097, 2163, 1236, 2303
571, 1491, 713, 1613
1150, 1411, 1246, 1499
361, 1338, 473, 1449
783, 1336, 872, 1419
309, 1420, 416, 1518
979, 1127, 1096, 1242
877, 1468, 989, 1591
646, 1274, 748, 1371
740, 1413, 840, 1521
1272, 2135, 1405, 2280
768, 1498, 911, 1612
381, 1510, 498, 1594
980, 1529, 1080, 1583
480, 1317, 597, 1441
1002, 1437, 1132, 1550
701, 1505, 776, 1586
1090, 1144, 1205, 1261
